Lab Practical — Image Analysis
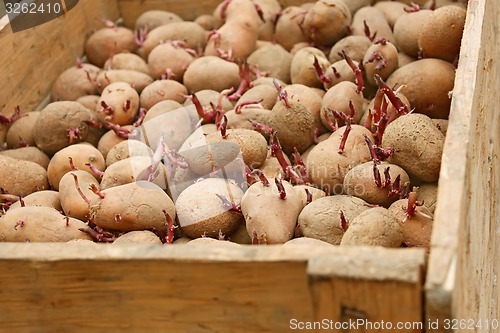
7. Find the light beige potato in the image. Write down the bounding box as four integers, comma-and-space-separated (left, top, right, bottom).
253, 0, 281, 41
322, 59, 357, 90
393, 10, 433, 58
298, 195, 370, 245
416, 183, 438, 214
179, 141, 241, 176
300, 132, 331, 165
247, 44, 293, 84
340, 207, 404, 247
398, 52, 416, 67
143, 100, 184, 123
85, 26, 137, 68
135, 10, 183, 30
112, 230, 163, 245
235, 84, 278, 111
59, 170, 99, 221
0, 146, 50, 169
290, 47, 331, 89
50, 63, 100, 102
329, 35, 372, 63
147, 42, 195, 81
294, 185, 327, 209
382, 113, 445, 182
96, 70, 154, 94
389, 198, 433, 250
104, 53, 150, 74
90, 181, 176, 232
0, 155, 49, 197
183, 56, 240, 93
96, 82, 140, 126
386, 59, 455, 119
418, 5, 466, 63
0, 206, 91, 242
9, 190, 61, 211
6, 111, 39, 149
176, 178, 245, 238
206, 128, 268, 169
274, 6, 308, 51
47, 143, 105, 190
306, 125, 374, 194
283, 237, 334, 248
140, 22, 208, 58
343, 161, 411, 207
97, 125, 136, 159
33, 101, 101, 155
76, 95, 100, 112
284, 84, 327, 135
228, 222, 252, 244
320, 81, 365, 129
373, 1, 407, 28
363, 41, 399, 86
195, 14, 218, 31
139, 79, 187, 110
351, 6, 395, 44
302, 0, 351, 47
225, 108, 272, 133
106, 140, 153, 166
242, 178, 302, 244
259, 149, 291, 179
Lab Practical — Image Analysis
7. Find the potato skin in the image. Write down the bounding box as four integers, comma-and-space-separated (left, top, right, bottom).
302, 0, 351, 47
59, 170, 99, 221
85, 27, 137, 68
0, 146, 50, 169
247, 44, 293, 83
382, 114, 445, 183
242, 179, 302, 244
112, 230, 163, 245
90, 181, 176, 232
275, 6, 307, 51
51, 64, 100, 102
298, 195, 369, 245
183, 56, 240, 93
139, 79, 187, 110
340, 207, 404, 247
0, 155, 49, 197
6, 111, 39, 149
96, 70, 154, 94
0, 206, 90, 242
176, 178, 245, 238
393, 10, 433, 58
9, 190, 61, 211
389, 199, 433, 250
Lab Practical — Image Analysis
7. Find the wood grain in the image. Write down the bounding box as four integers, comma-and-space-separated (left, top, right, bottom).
425, 0, 499, 330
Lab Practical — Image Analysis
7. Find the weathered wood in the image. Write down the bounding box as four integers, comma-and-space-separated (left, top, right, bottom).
425, 0, 500, 330
117, 0, 314, 28
0, 0, 120, 117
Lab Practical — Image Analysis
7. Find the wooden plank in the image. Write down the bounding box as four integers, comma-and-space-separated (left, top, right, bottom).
0, 0, 120, 117
117, 0, 314, 28
425, 0, 500, 330
308, 247, 426, 333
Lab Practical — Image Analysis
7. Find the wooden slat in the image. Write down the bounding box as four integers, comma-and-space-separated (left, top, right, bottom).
425, 0, 500, 330
117, 0, 314, 28
308, 248, 426, 333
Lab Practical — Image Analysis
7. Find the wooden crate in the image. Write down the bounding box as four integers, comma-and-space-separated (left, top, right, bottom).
0, 0, 498, 332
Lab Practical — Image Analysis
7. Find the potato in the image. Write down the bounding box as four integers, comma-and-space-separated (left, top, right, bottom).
90, 181, 176, 232
328, 35, 372, 63
302, 0, 351, 47
290, 47, 330, 89
85, 26, 137, 68
306, 125, 374, 194
5, 111, 39, 148
283, 237, 335, 248
183, 56, 240, 93
363, 41, 399, 86
112, 230, 163, 245
106, 140, 153, 166
247, 44, 293, 84
206, 128, 268, 169
135, 10, 183, 31
104, 53, 150, 75
50, 63, 100, 101
322, 59, 357, 90
386, 59, 455, 119
418, 5, 467, 63
301, 133, 330, 165
225, 107, 272, 133
183, 89, 234, 119
242, 178, 302, 244
147, 42, 195, 81
268, 98, 315, 155
33, 101, 101, 155
0, 155, 49, 197
341, 207, 404, 247
59, 170, 99, 221
433, 119, 448, 136
253, 0, 281, 41
373, 1, 407, 28
178, 124, 218, 152
195, 14, 218, 31
274, 6, 307, 51
259, 149, 291, 179
398, 52, 416, 67
96, 70, 154, 94
143, 100, 184, 123
228, 222, 252, 244
351, 6, 395, 44
393, 10, 433, 58
9, 190, 61, 211
140, 22, 208, 58
294, 184, 327, 209
416, 183, 438, 214
176, 178, 245, 238
284, 84, 327, 135
382, 113, 445, 182
0, 206, 90, 242
389, 198, 433, 250
76, 95, 100, 111
100, 156, 168, 190
235, 84, 277, 111
96, 82, 140, 126
298, 195, 370, 245
139, 79, 187, 110
320, 81, 365, 129
47, 143, 105, 190
97, 125, 136, 159
343, 161, 411, 207
179, 141, 241, 176
0, 146, 50, 169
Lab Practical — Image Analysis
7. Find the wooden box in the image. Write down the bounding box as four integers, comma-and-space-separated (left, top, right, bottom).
0, 0, 498, 332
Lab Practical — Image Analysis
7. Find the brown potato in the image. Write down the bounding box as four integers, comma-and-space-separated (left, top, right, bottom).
290, 47, 330, 89
393, 10, 433, 58
225, 107, 272, 133
6, 111, 39, 149
85, 26, 137, 68
97, 125, 136, 159
0, 155, 49, 197
294, 184, 327, 209
298, 195, 369, 245
112, 230, 163, 245
135, 10, 183, 31
0, 146, 50, 169
59, 170, 99, 221
389, 198, 433, 250
0, 206, 91, 242
416, 183, 438, 214
76, 95, 100, 111
96, 70, 154, 94
329, 35, 372, 63
351, 6, 395, 44
284, 84, 327, 135
235, 84, 277, 111
274, 6, 308, 51
176, 178, 245, 239
373, 1, 407, 28
9, 190, 61, 211
320, 81, 365, 129
51, 63, 100, 102
183, 56, 240, 93
195, 14, 218, 31
302, 0, 351, 47
147, 42, 195, 81
363, 41, 399, 86
105, 140, 153, 166
139, 79, 187, 110
96, 82, 140, 126
104, 53, 150, 74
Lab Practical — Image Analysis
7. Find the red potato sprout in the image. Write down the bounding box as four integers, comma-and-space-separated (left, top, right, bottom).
249, 169, 270, 186
135, 26, 148, 47
133, 107, 147, 127
235, 99, 263, 114
273, 79, 291, 108
363, 20, 377, 42
340, 210, 349, 232
364, 134, 394, 164
340, 51, 364, 94
216, 194, 242, 213
67, 127, 82, 144
71, 173, 91, 206
85, 162, 104, 178
374, 74, 410, 116
312, 56, 332, 84
305, 189, 313, 205
13, 220, 25, 230
89, 184, 105, 199
338, 123, 352, 154
404, 3, 421, 13
0, 106, 21, 125
220, 115, 228, 139
164, 210, 176, 244
249, 120, 274, 135
275, 177, 286, 200
331, 66, 341, 78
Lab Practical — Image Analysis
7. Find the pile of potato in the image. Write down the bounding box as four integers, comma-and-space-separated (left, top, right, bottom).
0, 0, 467, 250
